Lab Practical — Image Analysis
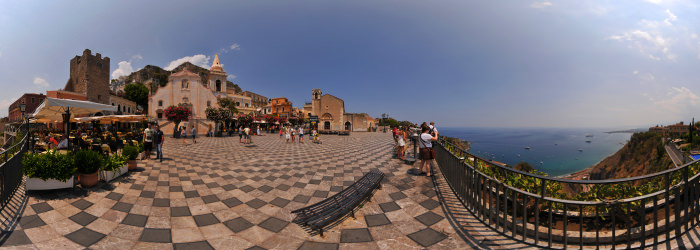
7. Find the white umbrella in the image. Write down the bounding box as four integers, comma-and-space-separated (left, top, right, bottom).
32, 98, 118, 122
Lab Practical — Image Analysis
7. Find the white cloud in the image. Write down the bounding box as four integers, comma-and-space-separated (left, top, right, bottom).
132, 54, 143, 60
0, 98, 15, 116
664, 9, 677, 26
633, 70, 639, 74
653, 87, 700, 113
227, 75, 237, 80
608, 29, 676, 61
164, 54, 210, 71
33, 77, 49, 89
112, 61, 135, 79
530, 1, 552, 8
230, 43, 240, 51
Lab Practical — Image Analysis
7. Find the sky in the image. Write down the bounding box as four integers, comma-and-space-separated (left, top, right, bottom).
0, 0, 699, 128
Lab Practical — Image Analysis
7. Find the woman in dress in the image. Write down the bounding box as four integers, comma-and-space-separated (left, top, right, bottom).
396, 126, 407, 160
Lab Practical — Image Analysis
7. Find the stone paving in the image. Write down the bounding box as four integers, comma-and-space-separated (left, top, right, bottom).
0, 132, 469, 249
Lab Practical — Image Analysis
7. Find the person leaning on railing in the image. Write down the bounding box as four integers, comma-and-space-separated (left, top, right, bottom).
418, 125, 438, 177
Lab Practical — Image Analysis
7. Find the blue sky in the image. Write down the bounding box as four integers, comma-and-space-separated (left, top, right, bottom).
0, 0, 699, 128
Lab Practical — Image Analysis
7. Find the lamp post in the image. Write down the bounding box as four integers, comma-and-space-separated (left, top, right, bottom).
20, 103, 29, 151
62, 109, 71, 150
381, 113, 388, 133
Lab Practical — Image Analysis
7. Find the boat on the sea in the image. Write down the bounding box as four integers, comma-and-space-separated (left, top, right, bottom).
524, 146, 531, 150
585, 140, 592, 143
585, 134, 594, 137
578, 148, 584, 152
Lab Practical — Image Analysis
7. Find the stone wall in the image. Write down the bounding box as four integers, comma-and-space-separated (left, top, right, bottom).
64, 49, 111, 104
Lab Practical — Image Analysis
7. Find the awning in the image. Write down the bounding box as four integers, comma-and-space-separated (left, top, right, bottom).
74, 115, 148, 123
32, 98, 118, 122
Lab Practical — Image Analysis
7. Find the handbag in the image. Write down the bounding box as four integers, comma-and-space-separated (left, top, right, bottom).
418, 134, 437, 159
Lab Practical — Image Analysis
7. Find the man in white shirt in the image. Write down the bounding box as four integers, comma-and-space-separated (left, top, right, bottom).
429, 121, 439, 137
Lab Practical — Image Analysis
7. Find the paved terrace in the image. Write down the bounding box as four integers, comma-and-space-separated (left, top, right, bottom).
0, 132, 473, 249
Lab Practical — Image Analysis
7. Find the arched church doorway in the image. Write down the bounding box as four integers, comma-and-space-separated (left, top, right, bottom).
324, 121, 331, 130
344, 122, 351, 131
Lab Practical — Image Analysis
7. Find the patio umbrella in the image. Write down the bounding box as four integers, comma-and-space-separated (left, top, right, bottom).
32, 98, 118, 121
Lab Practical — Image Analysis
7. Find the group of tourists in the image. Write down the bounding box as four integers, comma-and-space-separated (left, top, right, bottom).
239, 125, 256, 144
142, 124, 165, 162
393, 121, 438, 177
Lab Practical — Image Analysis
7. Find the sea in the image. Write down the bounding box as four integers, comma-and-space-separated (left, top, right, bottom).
438, 127, 634, 177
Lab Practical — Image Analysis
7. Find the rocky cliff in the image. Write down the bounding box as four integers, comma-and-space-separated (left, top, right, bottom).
124, 62, 242, 94
588, 132, 673, 180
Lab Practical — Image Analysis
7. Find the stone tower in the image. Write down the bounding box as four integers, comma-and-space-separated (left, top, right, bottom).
208, 54, 227, 93
64, 49, 111, 104
311, 89, 322, 116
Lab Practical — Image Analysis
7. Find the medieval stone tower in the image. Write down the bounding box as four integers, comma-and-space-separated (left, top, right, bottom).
207, 54, 227, 93
311, 89, 322, 116
64, 49, 111, 104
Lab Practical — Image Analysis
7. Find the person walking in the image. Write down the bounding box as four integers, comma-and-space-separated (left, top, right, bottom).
244, 126, 250, 144
191, 126, 197, 144
143, 124, 153, 160
154, 125, 164, 162
418, 126, 438, 177
285, 126, 291, 143
239, 126, 244, 143
181, 126, 187, 145
397, 126, 406, 160
280, 126, 284, 140
291, 127, 296, 143
298, 126, 304, 143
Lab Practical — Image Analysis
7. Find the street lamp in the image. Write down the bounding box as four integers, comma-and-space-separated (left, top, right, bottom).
62, 109, 71, 150
381, 113, 388, 133
19, 102, 29, 151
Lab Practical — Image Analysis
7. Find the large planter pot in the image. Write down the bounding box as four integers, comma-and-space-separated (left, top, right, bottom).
128, 160, 137, 171
79, 172, 99, 188
101, 164, 128, 182
26, 176, 75, 191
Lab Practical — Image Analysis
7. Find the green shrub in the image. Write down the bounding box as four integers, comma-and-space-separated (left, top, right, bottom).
103, 154, 127, 173
138, 142, 145, 153
74, 150, 103, 174
123, 145, 139, 160
23, 151, 75, 181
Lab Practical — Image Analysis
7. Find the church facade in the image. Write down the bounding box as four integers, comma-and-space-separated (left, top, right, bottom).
309, 89, 375, 132
148, 55, 229, 134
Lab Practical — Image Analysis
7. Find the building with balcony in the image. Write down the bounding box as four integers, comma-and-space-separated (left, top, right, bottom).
271, 97, 293, 118
8, 93, 46, 123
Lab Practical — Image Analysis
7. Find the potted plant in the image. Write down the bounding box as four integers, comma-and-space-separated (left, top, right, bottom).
74, 150, 103, 188
101, 153, 128, 182
123, 145, 139, 170
24, 151, 76, 190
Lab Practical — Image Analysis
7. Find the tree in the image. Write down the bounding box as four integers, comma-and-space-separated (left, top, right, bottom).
164, 106, 191, 137
236, 114, 254, 127
217, 98, 239, 114
124, 83, 149, 112
206, 107, 233, 136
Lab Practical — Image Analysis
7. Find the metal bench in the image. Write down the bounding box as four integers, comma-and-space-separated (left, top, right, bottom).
291, 170, 384, 236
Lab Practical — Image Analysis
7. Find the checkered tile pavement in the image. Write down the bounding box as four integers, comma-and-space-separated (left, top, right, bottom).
1, 132, 468, 249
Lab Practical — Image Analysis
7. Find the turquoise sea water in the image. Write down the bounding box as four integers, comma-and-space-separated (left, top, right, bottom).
439, 127, 633, 177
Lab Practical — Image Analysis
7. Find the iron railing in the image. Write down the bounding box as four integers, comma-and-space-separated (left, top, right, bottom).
0, 132, 28, 211
434, 137, 700, 249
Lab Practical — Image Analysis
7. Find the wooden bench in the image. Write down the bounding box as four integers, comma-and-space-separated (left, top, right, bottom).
291, 170, 384, 236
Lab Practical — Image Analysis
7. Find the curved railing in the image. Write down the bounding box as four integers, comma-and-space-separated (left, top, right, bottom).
0, 131, 29, 210
434, 137, 700, 249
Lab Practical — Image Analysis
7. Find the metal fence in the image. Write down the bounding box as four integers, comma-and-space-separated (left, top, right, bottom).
434, 138, 700, 249
0, 132, 28, 211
